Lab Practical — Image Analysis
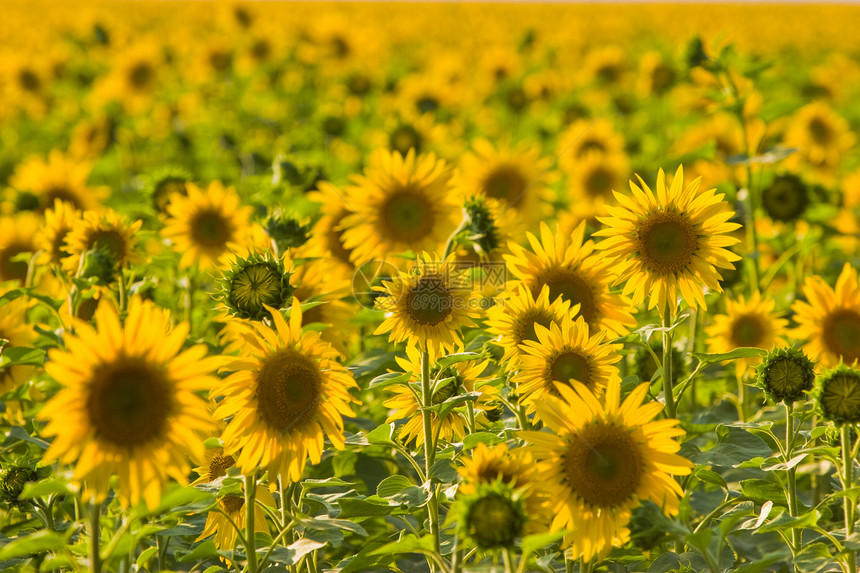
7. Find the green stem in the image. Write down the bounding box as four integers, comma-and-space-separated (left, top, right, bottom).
502, 547, 514, 573
89, 501, 102, 573
843, 425, 857, 573
184, 275, 194, 331
421, 348, 441, 557
662, 312, 676, 419
737, 373, 747, 422
117, 267, 128, 312
786, 404, 800, 560
245, 472, 258, 573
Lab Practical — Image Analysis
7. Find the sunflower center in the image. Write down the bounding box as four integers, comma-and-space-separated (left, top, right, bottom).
564, 423, 644, 508
0, 242, 31, 283
584, 167, 614, 198
730, 315, 766, 347
821, 373, 860, 423
88, 229, 127, 261
549, 350, 592, 389
86, 356, 172, 448
49, 228, 73, 263
190, 210, 233, 250
219, 495, 245, 513
390, 126, 421, 156
577, 138, 606, 158
637, 212, 698, 275
534, 269, 597, 327
229, 263, 285, 316
153, 177, 188, 213
256, 349, 322, 433
406, 276, 453, 325
379, 188, 435, 243
516, 309, 556, 344
761, 175, 807, 222
483, 166, 527, 205
823, 309, 860, 364
18, 69, 41, 92
43, 187, 84, 210
416, 96, 439, 114
809, 117, 833, 146
128, 63, 154, 89
208, 49, 233, 72
208, 452, 236, 481
476, 461, 517, 486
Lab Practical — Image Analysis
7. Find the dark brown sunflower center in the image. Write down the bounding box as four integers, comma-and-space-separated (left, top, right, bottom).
406, 277, 453, 325
251, 39, 271, 61
637, 212, 698, 275
380, 188, 435, 243
87, 229, 127, 261
483, 166, 527, 205
209, 49, 233, 72
128, 63, 154, 89
0, 242, 32, 283
564, 423, 644, 508
823, 309, 860, 364
256, 349, 322, 433
219, 495, 245, 513
533, 269, 597, 327
730, 315, 766, 348
549, 350, 592, 389
208, 452, 236, 481
475, 462, 516, 486
390, 126, 421, 156
86, 356, 172, 448
809, 117, 833, 146
584, 167, 614, 198
516, 309, 556, 345
327, 211, 354, 265
577, 138, 607, 158
43, 187, 83, 210
18, 69, 41, 92
190, 210, 233, 250
153, 177, 188, 213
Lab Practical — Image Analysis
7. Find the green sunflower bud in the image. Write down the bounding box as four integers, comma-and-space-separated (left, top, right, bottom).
0, 466, 37, 504
455, 482, 526, 551
215, 252, 294, 320
755, 347, 815, 404
264, 210, 312, 253
463, 196, 502, 256
761, 174, 809, 223
816, 364, 860, 426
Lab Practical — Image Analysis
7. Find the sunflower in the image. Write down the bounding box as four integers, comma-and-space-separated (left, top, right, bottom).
300, 182, 356, 273
290, 260, 358, 356
791, 263, 860, 368
815, 365, 860, 426
705, 292, 789, 378
563, 151, 630, 222
214, 302, 359, 483
40, 200, 80, 267
594, 166, 742, 318
38, 297, 218, 509
384, 345, 498, 446
214, 252, 294, 321
520, 380, 692, 561
62, 209, 143, 275
457, 139, 553, 225
636, 51, 676, 98
556, 118, 626, 176
784, 101, 855, 179
505, 221, 636, 338
0, 213, 39, 285
192, 448, 275, 552
373, 253, 480, 357
161, 181, 255, 271
485, 283, 579, 371
0, 294, 37, 395
454, 482, 527, 551
339, 149, 459, 266
514, 315, 621, 421
8, 150, 108, 213
96, 42, 163, 112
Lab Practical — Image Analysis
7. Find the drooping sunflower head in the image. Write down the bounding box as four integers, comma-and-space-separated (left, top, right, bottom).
520, 380, 693, 561
514, 314, 621, 421
39, 297, 219, 509
214, 252, 294, 320
340, 149, 459, 265
144, 166, 191, 216
40, 200, 81, 267
594, 165, 742, 318
161, 181, 254, 271
263, 209, 312, 254
791, 263, 860, 368
374, 253, 480, 356
62, 208, 143, 276
815, 364, 860, 426
214, 301, 359, 483
756, 347, 816, 404
455, 482, 527, 551
457, 195, 508, 260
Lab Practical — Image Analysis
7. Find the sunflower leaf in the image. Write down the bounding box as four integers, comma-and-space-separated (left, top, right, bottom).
691, 347, 767, 367
369, 533, 436, 556
436, 352, 483, 369
368, 370, 411, 389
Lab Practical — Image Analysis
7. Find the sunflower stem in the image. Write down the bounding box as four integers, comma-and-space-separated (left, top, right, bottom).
421, 348, 442, 558
244, 472, 258, 573
89, 501, 102, 573
662, 312, 676, 420
785, 404, 800, 560
184, 275, 195, 332
117, 267, 128, 312
842, 425, 857, 573
737, 373, 747, 422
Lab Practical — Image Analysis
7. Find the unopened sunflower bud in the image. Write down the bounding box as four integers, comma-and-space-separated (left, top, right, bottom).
756, 347, 815, 404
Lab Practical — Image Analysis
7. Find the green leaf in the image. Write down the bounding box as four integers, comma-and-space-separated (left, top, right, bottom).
0, 347, 46, 368
693, 467, 727, 489
266, 538, 327, 565
428, 459, 458, 484
0, 530, 67, 560
429, 391, 481, 419
521, 530, 564, 560
0, 288, 63, 311
756, 509, 821, 534
301, 477, 354, 492
337, 497, 396, 518
370, 533, 436, 556
693, 425, 772, 467
691, 347, 767, 366
365, 423, 396, 445
740, 479, 788, 508
368, 371, 411, 389
462, 432, 505, 450
733, 550, 793, 573
175, 540, 219, 563
136, 547, 158, 569
6, 426, 50, 450
762, 453, 806, 472
376, 475, 413, 498
436, 352, 482, 369
19, 478, 71, 500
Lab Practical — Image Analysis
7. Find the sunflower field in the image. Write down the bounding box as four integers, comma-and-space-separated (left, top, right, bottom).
4, 1, 860, 572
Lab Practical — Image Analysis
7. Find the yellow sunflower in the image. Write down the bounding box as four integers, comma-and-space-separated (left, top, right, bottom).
373, 253, 480, 357
40, 200, 80, 267
556, 118, 626, 176
520, 380, 692, 561
705, 292, 789, 378
784, 101, 855, 180
300, 182, 356, 274
161, 181, 255, 271
62, 209, 143, 275
514, 315, 621, 421
192, 448, 275, 553
505, 221, 636, 338
594, 166, 742, 318
384, 345, 498, 446
39, 297, 219, 509
0, 213, 39, 285
563, 151, 630, 222
290, 260, 358, 356
485, 283, 579, 371
791, 263, 860, 368
339, 149, 459, 266
457, 139, 553, 225
214, 302, 359, 483
0, 294, 37, 395
9, 150, 108, 213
